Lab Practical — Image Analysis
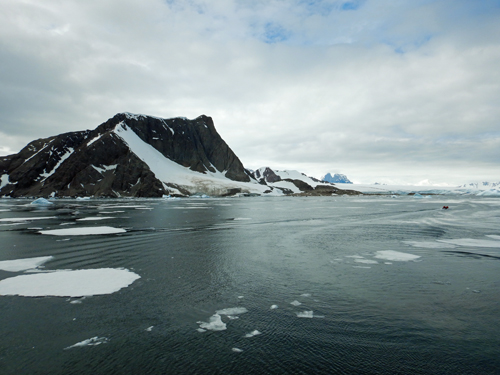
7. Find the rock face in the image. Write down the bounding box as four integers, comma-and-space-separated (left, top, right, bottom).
322, 173, 352, 184
0, 113, 251, 198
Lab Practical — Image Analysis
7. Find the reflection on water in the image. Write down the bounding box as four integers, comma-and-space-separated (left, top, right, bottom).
0, 196, 499, 374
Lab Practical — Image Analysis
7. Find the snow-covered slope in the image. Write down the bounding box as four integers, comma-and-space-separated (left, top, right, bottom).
113, 123, 280, 196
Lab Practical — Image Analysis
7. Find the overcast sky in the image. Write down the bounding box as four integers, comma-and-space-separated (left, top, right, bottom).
1, 0, 499, 185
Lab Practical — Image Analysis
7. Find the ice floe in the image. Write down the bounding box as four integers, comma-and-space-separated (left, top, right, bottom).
64, 336, 109, 349
197, 314, 226, 331
296, 310, 324, 318
215, 307, 248, 315
290, 300, 302, 306
39, 226, 126, 236
0, 256, 53, 272
437, 238, 500, 248
270, 305, 278, 309
244, 330, 261, 338
0, 268, 140, 297
232, 347, 243, 353
354, 258, 378, 264
374, 250, 421, 262
403, 241, 456, 249
0, 216, 54, 222
76, 217, 114, 221
145, 326, 153, 332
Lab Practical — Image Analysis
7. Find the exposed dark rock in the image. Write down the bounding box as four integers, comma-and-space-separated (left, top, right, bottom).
0, 113, 249, 198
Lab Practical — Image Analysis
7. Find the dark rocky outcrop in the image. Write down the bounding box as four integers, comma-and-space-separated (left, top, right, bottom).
0, 113, 250, 198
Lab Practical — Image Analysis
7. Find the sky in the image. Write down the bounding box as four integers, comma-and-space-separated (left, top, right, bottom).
0, 0, 499, 185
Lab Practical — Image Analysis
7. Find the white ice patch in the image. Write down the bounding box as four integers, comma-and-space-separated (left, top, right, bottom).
39, 226, 126, 236
0, 256, 53, 272
76, 217, 114, 221
232, 348, 243, 353
30, 198, 53, 205
345, 255, 364, 259
437, 238, 500, 248
270, 305, 278, 309
39, 148, 74, 181
290, 300, 302, 306
403, 241, 456, 249
64, 336, 109, 349
197, 314, 226, 331
0, 174, 9, 189
216, 307, 248, 315
296, 311, 314, 318
354, 258, 378, 264
374, 250, 421, 262
244, 330, 261, 338
92, 164, 118, 174
300, 293, 311, 297
0, 268, 140, 297
145, 326, 153, 332
0, 216, 53, 222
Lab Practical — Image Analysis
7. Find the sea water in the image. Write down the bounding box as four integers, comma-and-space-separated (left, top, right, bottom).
0, 196, 499, 374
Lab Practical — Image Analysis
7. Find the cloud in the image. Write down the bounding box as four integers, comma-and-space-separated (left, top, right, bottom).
0, 0, 499, 185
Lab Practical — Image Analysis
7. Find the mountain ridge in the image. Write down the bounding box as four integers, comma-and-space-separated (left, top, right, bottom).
0, 113, 359, 198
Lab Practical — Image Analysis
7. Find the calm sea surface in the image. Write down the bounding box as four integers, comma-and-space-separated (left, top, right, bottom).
0, 196, 499, 374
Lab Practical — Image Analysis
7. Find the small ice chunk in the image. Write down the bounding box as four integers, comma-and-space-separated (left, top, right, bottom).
197, 328, 207, 333
238, 295, 244, 299
216, 307, 248, 315
270, 305, 278, 309
64, 336, 108, 349
244, 330, 261, 338
146, 326, 153, 331
296, 311, 314, 318
197, 314, 226, 331
39, 226, 126, 236
374, 250, 421, 262
232, 347, 243, 353
354, 258, 378, 264
30, 198, 53, 205
0, 256, 53, 272
300, 293, 311, 297
70, 300, 82, 304
290, 300, 302, 306
76, 217, 113, 221
345, 255, 364, 259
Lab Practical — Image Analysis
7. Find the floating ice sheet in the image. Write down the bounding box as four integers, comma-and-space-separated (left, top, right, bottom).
296, 311, 314, 318
215, 307, 248, 315
39, 226, 126, 236
290, 300, 302, 306
355, 258, 378, 264
270, 305, 278, 309
0, 268, 140, 297
437, 238, 500, 248
403, 241, 456, 249
64, 336, 109, 349
0, 216, 54, 222
374, 250, 421, 262
76, 217, 114, 221
0, 256, 53, 272
197, 314, 226, 331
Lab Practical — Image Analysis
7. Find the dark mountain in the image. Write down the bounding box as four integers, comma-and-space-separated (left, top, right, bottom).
0, 113, 251, 198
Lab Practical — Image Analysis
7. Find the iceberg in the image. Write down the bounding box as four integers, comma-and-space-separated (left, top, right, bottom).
30, 198, 53, 205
